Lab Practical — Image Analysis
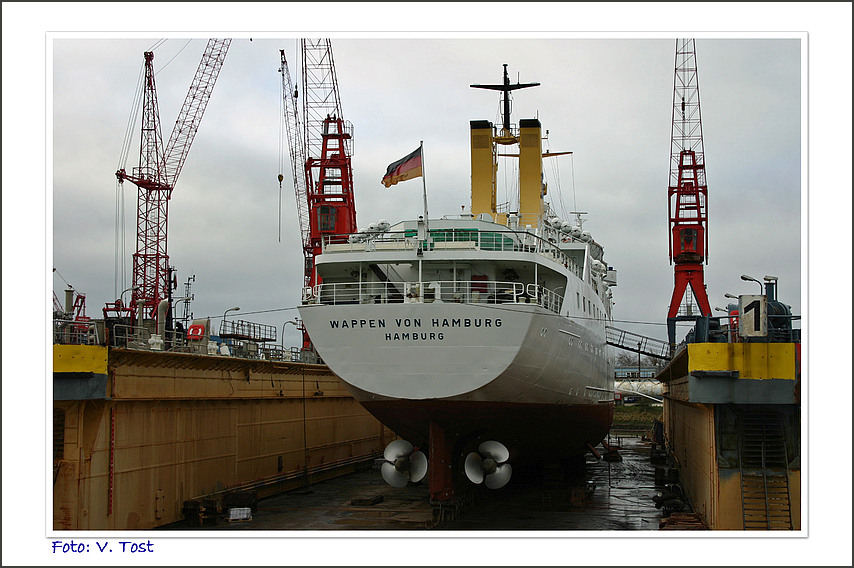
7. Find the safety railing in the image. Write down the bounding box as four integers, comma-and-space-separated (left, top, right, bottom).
53, 319, 321, 362
605, 326, 672, 361
321, 228, 583, 277
307, 279, 566, 315
53, 319, 98, 345
219, 319, 277, 342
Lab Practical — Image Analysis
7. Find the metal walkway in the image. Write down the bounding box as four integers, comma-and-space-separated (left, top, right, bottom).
605, 326, 671, 360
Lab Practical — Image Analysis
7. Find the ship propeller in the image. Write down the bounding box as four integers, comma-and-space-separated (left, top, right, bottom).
464, 440, 512, 489
380, 439, 428, 488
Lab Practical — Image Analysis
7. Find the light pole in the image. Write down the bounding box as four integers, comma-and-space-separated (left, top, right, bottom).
120, 285, 139, 305
637, 342, 642, 380
740, 274, 764, 295
173, 297, 191, 327
222, 306, 240, 336
281, 320, 298, 351
223, 306, 240, 321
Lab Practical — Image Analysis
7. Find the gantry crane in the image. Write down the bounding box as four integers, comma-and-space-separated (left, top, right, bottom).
666, 38, 712, 348
280, 40, 357, 291
116, 39, 230, 330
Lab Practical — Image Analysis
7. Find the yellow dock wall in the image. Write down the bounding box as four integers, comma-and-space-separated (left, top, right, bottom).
663, 399, 719, 527
661, 342, 801, 531
53, 348, 393, 530
687, 343, 797, 381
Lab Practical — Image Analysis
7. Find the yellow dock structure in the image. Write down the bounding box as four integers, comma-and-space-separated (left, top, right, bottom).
53, 344, 394, 530
656, 334, 801, 530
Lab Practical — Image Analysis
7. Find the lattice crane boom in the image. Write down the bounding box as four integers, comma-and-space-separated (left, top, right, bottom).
301, 39, 345, 160
163, 39, 231, 190
668, 38, 708, 264
279, 49, 311, 263
116, 39, 230, 327
666, 38, 712, 347
280, 39, 357, 291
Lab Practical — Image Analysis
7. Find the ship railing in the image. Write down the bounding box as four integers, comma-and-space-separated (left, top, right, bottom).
308, 279, 565, 315
321, 229, 582, 276
527, 283, 564, 314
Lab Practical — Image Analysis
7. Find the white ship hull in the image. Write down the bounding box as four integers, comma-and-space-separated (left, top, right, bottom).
300, 302, 611, 403
299, 298, 614, 457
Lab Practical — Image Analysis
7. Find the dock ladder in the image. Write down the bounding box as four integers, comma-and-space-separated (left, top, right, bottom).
739, 411, 793, 530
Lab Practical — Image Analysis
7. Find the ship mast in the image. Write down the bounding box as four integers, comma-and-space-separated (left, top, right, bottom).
470, 64, 539, 136
470, 65, 545, 228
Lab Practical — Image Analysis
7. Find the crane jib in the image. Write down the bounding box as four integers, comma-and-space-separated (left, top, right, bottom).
122, 39, 230, 329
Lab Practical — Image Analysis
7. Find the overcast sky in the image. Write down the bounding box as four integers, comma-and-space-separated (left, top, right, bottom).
4, 3, 853, 565
48, 34, 804, 348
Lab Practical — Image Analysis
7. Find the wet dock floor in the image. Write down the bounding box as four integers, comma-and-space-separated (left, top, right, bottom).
169, 434, 683, 532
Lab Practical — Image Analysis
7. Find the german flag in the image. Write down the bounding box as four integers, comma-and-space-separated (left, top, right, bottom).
381, 146, 422, 187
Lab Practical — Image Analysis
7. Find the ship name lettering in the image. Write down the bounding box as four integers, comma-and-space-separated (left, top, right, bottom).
394, 318, 421, 328
385, 332, 445, 341
329, 319, 386, 329
431, 318, 502, 328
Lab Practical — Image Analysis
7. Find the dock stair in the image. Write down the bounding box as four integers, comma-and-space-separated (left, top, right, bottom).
605, 326, 671, 360
739, 411, 793, 530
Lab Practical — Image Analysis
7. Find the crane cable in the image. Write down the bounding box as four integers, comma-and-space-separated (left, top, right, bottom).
115, 60, 145, 298
113, 39, 196, 296
153, 39, 192, 75
278, 59, 286, 244
548, 144, 567, 220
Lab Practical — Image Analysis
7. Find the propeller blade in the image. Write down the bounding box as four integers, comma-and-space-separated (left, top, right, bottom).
409, 451, 428, 483
381, 461, 409, 488
485, 463, 512, 489
383, 439, 414, 462
464, 452, 484, 484
478, 440, 510, 463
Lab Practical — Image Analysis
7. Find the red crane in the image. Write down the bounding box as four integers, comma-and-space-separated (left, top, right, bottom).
116, 39, 230, 330
666, 38, 712, 348
280, 39, 357, 292
280, 40, 357, 351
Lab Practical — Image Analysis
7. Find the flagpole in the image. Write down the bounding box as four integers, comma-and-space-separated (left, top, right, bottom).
420, 141, 429, 233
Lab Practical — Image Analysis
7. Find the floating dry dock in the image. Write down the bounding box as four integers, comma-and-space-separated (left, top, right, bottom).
53, 344, 394, 530
655, 309, 801, 530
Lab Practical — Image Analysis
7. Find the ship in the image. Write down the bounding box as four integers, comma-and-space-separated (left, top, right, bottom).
298, 65, 616, 501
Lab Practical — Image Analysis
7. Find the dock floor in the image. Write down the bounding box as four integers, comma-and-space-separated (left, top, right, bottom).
161, 434, 679, 532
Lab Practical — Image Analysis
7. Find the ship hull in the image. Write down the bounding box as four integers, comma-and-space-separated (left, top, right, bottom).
298, 301, 614, 460
360, 399, 613, 461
